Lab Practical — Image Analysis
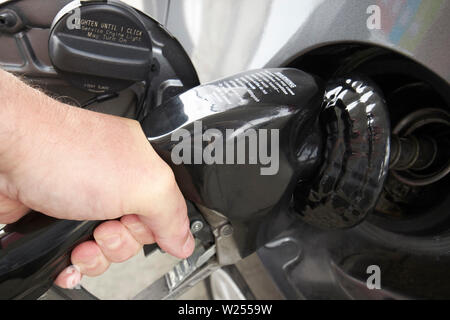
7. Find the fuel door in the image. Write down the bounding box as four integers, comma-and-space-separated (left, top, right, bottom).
0, 0, 199, 119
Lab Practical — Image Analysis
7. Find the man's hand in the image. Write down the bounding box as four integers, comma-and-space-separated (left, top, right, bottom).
0, 69, 194, 289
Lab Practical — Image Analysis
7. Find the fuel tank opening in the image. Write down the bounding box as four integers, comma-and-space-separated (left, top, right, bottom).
390, 108, 450, 187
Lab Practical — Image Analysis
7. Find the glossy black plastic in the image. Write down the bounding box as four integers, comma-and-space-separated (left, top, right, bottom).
143, 68, 325, 256
0, 212, 99, 299
293, 77, 390, 229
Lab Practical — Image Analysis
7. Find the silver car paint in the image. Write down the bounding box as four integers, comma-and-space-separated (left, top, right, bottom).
129, 0, 450, 84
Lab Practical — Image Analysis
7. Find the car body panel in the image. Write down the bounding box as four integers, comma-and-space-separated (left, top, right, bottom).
137, 0, 450, 84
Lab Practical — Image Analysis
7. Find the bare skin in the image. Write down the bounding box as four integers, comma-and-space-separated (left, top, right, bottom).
0, 69, 195, 289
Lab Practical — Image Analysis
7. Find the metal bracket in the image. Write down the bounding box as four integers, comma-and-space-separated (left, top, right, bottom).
133, 204, 242, 300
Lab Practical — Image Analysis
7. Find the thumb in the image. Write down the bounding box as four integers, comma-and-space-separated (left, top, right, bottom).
135, 173, 195, 259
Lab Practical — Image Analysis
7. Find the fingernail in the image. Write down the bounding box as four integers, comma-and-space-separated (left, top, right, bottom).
97, 234, 121, 250
182, 231, 195, 255
65, 265, 81, 289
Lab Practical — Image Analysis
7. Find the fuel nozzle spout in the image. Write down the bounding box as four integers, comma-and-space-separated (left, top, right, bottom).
293, 77, 391, 229
142, 69, 391, 254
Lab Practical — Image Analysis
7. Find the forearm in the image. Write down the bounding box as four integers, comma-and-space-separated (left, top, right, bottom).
0, 69, 54, 131
0, 69, 62, 162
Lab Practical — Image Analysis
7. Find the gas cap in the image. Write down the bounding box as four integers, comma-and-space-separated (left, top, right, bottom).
48, 1, 153, 94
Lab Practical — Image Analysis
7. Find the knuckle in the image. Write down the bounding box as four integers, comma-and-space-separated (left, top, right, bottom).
175, 199, 188, 221
126, 163, 178, 216
93, 220, 122, 238
120, 214, 140, 226
157, 164, 177, 193
107, 244, 140, 263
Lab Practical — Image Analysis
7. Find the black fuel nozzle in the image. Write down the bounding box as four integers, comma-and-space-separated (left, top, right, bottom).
142, 68, 325, 221
142, 69, 391, 248
142, 68, 328, 257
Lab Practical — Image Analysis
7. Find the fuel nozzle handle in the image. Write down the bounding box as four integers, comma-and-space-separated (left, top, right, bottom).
142, 68, 326, 257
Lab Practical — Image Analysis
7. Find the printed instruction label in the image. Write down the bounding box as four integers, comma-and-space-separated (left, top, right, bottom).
70, 17, 144, 45
209, 70, 298, 106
